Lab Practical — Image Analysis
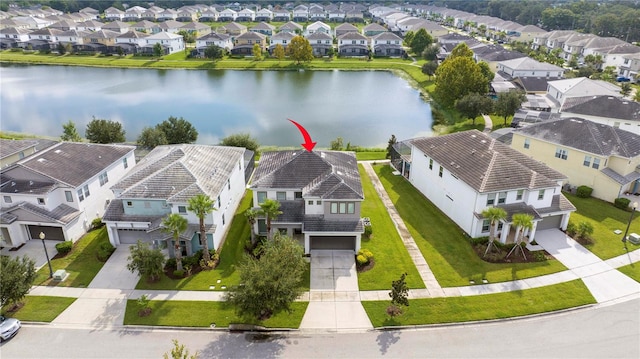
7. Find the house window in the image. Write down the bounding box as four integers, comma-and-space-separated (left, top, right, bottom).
583, 156, 592, 167
524, 138, 530, 149
3, 196, 12, 203
99, 172, 109, 186
516, 190, 523, 201
227, 179, 231, 190
217, 195, 221, 208
257, 191, 267, 203
316, 200, 321, 205
276, 192, 286, 201
429, 158, 433, 170
308, 200, 314, 205
331, 202, 338, 213
592, 158, 600, 169
555, 148, 568, 160
538, 190, 545, 200
347, 202, 355, 214
178, 205, 187, 214
339, 202, 346, 213
65, 191, 73, 202
487, 193, 496, 206
438, 166, 443, 178
497, 192, 507, 204
77, 188, 84, 202
330, 202, 355, 214
123, 157, 128, 169
36, 197, 45, 205
294, 192, 303, 199
222, 214, 225, 225
127, 201, 133, 207
482, 219, 490, 232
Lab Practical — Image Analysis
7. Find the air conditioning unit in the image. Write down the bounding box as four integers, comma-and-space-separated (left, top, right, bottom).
53, 269, 68, 281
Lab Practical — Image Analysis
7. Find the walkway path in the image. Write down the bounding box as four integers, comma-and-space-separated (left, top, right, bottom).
482, 114, 493, 133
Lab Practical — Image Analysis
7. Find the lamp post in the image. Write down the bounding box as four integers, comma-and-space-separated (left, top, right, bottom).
39, 232, 53, 279
621, 202, 638, 249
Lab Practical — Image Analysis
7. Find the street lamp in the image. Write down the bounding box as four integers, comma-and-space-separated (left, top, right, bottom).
39, 232, 53, 279
621, 202, 638, 249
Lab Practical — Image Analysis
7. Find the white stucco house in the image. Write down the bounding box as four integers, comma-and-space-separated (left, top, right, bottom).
0, 142, 135, 248
144, 32, 184, 54
392, 130, 575, 244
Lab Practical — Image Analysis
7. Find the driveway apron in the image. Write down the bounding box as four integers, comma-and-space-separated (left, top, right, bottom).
299, 250, 373, 331
536, 229, 640, 303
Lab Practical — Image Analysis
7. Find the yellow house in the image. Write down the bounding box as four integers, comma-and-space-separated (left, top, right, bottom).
511, 118, 640, 203
0, 139, 39, 168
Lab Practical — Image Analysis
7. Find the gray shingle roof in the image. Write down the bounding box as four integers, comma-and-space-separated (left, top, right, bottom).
303, 216, 363, 232
251, 150, 363, 200
410, 130, 565, 193
561, 96, 640, 121
0, 139, 38, 160
1, 202, 80, 225
516, 118, 640, 158
273, 200, 305, 223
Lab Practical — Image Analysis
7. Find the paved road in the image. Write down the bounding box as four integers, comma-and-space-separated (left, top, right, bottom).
3, 298, 638, 359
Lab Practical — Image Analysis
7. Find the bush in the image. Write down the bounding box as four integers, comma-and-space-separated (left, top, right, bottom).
358, 249, 374, 260
533, 251, 547, 262
356, 254, 369, 266
576, 185, 593, 198
364, 225, 373, 238
91, 217, 104, 230
566, 222, 577, 237
165, 258, 177, 270
97, 241, 115, 261
173, 269, 185, 277
614, 197, 631, 210
136, 294, 151, 317
577, 221, 594, 240
55, 241, 73, 255
469, 236, 489, 246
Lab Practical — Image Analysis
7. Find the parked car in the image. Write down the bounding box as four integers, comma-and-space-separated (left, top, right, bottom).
0, 316, 21, 342
616, 76, 631, 82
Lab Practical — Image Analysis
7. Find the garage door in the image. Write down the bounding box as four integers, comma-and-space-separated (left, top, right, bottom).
310, 236, 356, 250
27, 225, 64, 241
537, 215, 562, 230
117, 229, 150, 245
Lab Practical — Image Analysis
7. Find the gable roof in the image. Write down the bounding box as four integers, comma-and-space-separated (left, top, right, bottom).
251, 150, 363, 200
111, 144, 245, 202
272, 31, 296, 41
561, 96, 640, 121
306, 32, 332, 40
250, 22, 276, 31
410, 130, 565, 193
0, 202, 80, 225
516, 118, 640, 158
338, 32, 368, 41
335, 23, 358, 31
498, 57, 564, 72
280, 21, 303, 31
373, 32, 402, 41
548, 77, 622, 99
0, 139, 38, 160
363, 23, 386, 32
197, 32, 230, 41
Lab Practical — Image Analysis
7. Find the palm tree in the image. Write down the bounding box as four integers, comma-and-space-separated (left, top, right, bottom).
507, 213, 534, 260
481, 207, 507, 257
162, 213, 188, 271
244, 208, 258, 245
259, 199, 282, 240
187, 194, 216, 262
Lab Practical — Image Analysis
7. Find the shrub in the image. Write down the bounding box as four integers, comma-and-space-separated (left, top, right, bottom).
469, 236, 489, 246
614, 197, 631, 210
533, 252, 547, 262
55, 241, 73, 255
90, 218, 104, 230
386, 304, 403, 317
173, 269, 185, 277
165, 258, 177, 270
577, 221, 594, 240
136, 294, 151, 317
576, 185, 593, 198
358, 249, 374, 261
97, 241, 115, 261
356, 254, 369, 266
566, 222, 577, 237
364, 225, 373, 238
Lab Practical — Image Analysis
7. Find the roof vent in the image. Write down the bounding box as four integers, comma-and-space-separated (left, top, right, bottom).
11, 182, 15, 186
29, 181, 33, 185
37, 158, 46, 163
54, 150, 62, 154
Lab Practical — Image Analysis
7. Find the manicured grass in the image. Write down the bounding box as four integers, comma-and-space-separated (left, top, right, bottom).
0, 131, 37, 140
123, 300, 308, 328
355, 151, 387, 161
135, 191, 253, 291
491, 115, 512, 130
564, 192, 640, 260
1, 296, 76, 322
34, 227, 111, 287
358, 165, 425, 290
373, 164, 567, 287
439, 116, 485, 134
363, 280, 595, 326
618, 263, 640, 283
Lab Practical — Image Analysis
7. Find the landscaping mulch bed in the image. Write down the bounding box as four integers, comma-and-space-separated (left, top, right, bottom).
356, 258, 376, 273
472, 244, 553, 264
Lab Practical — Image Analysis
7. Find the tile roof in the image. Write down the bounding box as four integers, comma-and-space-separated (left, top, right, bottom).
273, 200, 305, 223
271, 31, 295, 41
516, 118, 640, 158
0, 139, 38, 160
306, 32, 332, 40
251, 150, 363, 200
548, 77, 621, 98
498, 57, 564, 72
250, 22, 276, 30
1, 202, 80, 225
102, 199, 158, 222
303, 216, 363, 232
338, 32, 368, 41
363, 23, 386, 32
561, 96, 640, 121
410, 130, 565, 193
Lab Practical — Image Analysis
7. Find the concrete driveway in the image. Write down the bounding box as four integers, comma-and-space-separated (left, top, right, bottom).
535, 229, 640, 303
300, 250, 372, 331
0, 239, 58, 270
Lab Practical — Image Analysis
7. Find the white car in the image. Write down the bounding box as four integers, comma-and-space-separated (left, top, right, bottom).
0, 316, 21, 341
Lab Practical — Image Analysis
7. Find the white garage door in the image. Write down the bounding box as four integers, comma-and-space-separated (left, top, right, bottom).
537, 215, 563, 231
310, 236, 356, 250
118, 229, 150, 245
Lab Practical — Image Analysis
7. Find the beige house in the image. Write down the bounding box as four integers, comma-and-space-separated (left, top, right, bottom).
0, 139, 39, 168
511, 118, 640, 203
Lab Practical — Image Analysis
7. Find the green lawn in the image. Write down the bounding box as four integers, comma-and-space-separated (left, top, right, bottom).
1, 296, 76, 322
618, 263, 640, 283
363, 280, 595, 326
358, 165, 424, 290
355, 151, 387, 161
564, 193, 640, 260
373, 164, 567, 287
491, 115, 512, 130
124, 300, 308, 328
135, 191, 253, 291
34, 227, 111, 287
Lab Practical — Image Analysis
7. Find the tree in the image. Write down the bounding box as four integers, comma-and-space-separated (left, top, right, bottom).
435, 55, 489, 107
85, 117, 126, 144
252, 43, 263, 61
162, 213, 189, 272
57, 42, 67, 55
330, 136, 344, 150
0, 255, 36, 310
421, 44, 440, 61
577, 221, 594, 241
621, 83, 632, 97
494, 91, 526, 125
187, 194, 216, 263
163, 339, 199, 359
220, 133, 260, 152
153, 42, 163, 58
273, 43, 285, 61
403, 30, 415, 46
409, 28, 433, 55
387, 272, 409, 317
244, 208, 258, 244
137, 126, 168, 149
61, 120, 82, 142
477, 61, 495, 83
450, 43, 474, 59
286, 36, 313, 64
481, 207, 507, 257
204, 45, 224, 60
225, 235, 306, 320
126, 240, 166, 282
507, 213, 534, 259
634, 90, 640, 103
421, 61, 438, 80
177, 30, 195, 44
258, 199, 282, 240
455, 93, 494, 125
386, 134, 396, 159
156, 116, 198, 144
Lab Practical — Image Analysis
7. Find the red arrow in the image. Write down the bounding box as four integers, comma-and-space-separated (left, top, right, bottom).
288, 119, 317, 152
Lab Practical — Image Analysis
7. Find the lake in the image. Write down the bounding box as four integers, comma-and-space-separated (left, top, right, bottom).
0, 64, 433, 148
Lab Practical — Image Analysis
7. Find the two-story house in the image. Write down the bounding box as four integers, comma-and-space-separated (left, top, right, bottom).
306, 32, 333, 56
0, 139, 56, 168
250, 150, 364, 254
103, 145, 251, 257
143, 32, 184, 54
393, 130, 574, 244
512, 118, 640, 202
250, 22, 276, 36
236, 8, 255, 22
546, 77, 622, 110
560, 96, 640, 135
230, 31, 267, 55
195, 32, 233, 52
337, 32, 369, 56
305, 21, 331, 36
218, 9, 237, 22
0, 142, 135, 248
269, 31, 295, 53
371, 32, 404, 57
255, 8, 273, 22
334, 22, 358, 38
